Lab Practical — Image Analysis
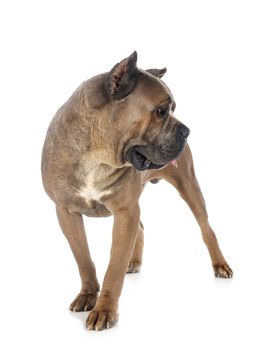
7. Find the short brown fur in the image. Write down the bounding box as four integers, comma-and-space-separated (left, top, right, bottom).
42, 52, 232, 331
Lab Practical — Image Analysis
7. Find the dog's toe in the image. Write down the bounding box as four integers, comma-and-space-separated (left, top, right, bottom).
86, 309, 118, 331
69, 292, 98, 312
213, 263, 233, 278
126, 261, 141, 274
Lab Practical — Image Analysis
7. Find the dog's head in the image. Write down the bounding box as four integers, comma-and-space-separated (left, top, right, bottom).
105, 51, 190, 171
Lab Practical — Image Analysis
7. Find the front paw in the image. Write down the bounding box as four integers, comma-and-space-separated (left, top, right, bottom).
86, 308, 119, 331
213, 263, 233, 278
69, 292, 98, 312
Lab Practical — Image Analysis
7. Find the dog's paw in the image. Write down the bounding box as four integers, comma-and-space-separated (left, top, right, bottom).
126, 261, 141, 274
86, 309, 119, 331
213, 263, 233, 278
69, 292, 98, 312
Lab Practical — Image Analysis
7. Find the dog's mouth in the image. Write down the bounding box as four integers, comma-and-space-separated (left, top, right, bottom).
131, 148, 159, 171
125, 146, 180, 171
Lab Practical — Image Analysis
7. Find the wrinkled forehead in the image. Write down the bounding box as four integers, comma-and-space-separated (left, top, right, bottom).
132, 71, 173, 109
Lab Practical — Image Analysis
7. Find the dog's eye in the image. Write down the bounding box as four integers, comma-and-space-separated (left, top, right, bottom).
157, 106, 169, 118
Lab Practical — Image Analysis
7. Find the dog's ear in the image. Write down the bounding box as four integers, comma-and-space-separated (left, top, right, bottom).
106, 51, 139, 99
146, 67, 167, 78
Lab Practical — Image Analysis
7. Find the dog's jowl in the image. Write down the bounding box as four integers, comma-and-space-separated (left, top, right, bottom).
41, 52, 233, 331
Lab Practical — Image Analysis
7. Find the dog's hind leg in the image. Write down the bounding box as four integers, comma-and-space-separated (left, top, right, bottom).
56, 206, 100, 311
126, 221, 144, 273
159, 144, 233, 278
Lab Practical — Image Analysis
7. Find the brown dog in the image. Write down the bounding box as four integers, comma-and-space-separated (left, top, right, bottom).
41, 52, 232, 331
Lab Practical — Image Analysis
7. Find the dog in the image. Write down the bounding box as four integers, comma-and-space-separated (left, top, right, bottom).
41, 51, 233, 331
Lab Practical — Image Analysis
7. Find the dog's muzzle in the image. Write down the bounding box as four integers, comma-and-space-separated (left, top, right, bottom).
125, 123, 190, 171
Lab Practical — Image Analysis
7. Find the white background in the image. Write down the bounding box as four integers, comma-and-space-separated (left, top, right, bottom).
1, 0, 259, 349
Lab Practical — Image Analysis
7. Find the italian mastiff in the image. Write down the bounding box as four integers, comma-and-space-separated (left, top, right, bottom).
41, 51, 233, 331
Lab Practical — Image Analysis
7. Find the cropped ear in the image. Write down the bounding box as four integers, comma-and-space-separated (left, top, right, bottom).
146, 67, 167, 78
106, 51, 139, 99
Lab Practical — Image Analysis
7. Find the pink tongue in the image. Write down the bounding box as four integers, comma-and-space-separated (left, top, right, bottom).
171, 160, 178, 168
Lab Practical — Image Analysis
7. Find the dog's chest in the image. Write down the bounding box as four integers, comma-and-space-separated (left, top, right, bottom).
76, 163, 113, 203
78, 174, 112, 204
78, 184, 111, 203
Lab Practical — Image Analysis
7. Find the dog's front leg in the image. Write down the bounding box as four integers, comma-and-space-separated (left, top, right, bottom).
87, 204, 140, 331
159, 144, 233, 278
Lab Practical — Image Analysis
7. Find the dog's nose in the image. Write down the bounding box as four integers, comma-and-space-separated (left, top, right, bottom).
177, 123, 190, 138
